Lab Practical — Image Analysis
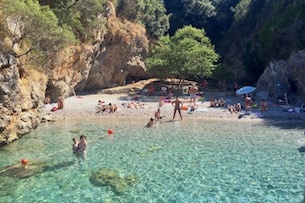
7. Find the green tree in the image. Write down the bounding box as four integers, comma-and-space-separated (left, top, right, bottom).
231, 0, 252, 22
0, 0, 76, 63
117, 0, 170, 40
146, 26, 219, 81
164, 0, 217, 36
40, 0, 106, 42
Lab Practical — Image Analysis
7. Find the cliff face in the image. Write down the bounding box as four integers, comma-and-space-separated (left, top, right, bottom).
0, 2, 149, 145
46, 2, 149, 101
0, 51, 46, 146
221, 1, 305, 83
256, 49, 305, 105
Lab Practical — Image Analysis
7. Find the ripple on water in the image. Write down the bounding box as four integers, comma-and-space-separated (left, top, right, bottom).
0, 118, 304, 202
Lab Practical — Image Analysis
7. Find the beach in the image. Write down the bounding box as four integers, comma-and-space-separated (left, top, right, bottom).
43, 83, 305, 125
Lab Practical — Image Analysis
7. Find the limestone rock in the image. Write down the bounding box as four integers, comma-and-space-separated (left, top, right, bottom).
0, 51, 46, 146
256, 49, 305, 105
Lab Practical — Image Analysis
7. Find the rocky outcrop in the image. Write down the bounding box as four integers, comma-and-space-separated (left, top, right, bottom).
0, 2, 149, 145
0, 51, 46, 146
256, 49, 305, 105
46, 2, 149, 100
78, 3, 149, 91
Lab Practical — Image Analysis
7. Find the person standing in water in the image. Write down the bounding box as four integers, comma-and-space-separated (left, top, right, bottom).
172, 97, 183, 120
72, 137, 79, 155
76, 135, 87, 159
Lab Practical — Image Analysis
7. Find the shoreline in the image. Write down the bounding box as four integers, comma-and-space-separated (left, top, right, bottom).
43, 92, 305, 127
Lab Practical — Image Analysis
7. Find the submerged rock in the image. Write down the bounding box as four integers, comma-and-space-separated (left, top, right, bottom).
89, 168, 139, 195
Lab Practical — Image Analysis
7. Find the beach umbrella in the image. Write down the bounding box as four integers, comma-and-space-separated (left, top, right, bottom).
236, 86, 256, 95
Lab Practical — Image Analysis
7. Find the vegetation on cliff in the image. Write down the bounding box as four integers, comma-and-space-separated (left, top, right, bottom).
164, 0, 305, 83
0, 0, 76, 65
1, 0, 304, 84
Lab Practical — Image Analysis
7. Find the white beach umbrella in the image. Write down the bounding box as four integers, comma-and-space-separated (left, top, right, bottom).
236, 86, 256, 95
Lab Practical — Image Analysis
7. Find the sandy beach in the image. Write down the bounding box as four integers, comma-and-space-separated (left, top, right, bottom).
43, 82, 305, 126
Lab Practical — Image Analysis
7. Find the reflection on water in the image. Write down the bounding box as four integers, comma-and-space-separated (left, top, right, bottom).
0, 118, 305, 202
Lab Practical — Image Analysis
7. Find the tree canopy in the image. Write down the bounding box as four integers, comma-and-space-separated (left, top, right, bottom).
40, 0, 107, 41
146, 25, 219, 80
0, 0, 76, 64
117, 0, 170, 40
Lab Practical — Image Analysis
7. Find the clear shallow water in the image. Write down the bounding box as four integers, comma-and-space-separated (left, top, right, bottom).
0, 118, 305, 203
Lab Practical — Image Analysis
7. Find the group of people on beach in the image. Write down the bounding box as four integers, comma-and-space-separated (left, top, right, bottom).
146, 97, 184, 127
96, 100, 117, 114
211, 95, 268, 114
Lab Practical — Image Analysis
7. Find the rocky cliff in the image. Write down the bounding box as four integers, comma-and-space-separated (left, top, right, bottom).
0, 51, 46, 146
0, 2, 149, 145
256, 49, 305, 105
46, 2, 149, 101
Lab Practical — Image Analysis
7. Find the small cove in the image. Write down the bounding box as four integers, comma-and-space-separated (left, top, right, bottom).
0, 118, 304, 202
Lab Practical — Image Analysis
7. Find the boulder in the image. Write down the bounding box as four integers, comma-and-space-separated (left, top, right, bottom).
256, 49, 305, 105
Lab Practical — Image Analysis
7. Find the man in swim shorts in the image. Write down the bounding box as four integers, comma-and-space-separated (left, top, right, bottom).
172, 97, 183, 120
189, 85, 198, 105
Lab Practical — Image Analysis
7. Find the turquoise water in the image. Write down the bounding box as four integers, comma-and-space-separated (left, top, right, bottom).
0, 118, 305, 202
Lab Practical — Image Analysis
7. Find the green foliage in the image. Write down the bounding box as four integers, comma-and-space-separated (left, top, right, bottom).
231, 0, 251, 22
44, 0, 107, 42
212, 64, 234, 82
145, 35, 172, 79
182, 0, 216, 19
1, 0, 76, 63
257, 0, 305, 59
165, 0, 219, 36
141, 0, 170, 40
146, 26, 219, 80
117, 0, 170, 40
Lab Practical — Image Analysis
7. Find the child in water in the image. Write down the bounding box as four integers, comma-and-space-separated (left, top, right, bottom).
72, 137, 79, 155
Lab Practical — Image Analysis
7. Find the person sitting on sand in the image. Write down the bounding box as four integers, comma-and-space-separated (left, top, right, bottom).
96, 100, 105, 113
44, 94, 51, 105
235, 103, 242, 112
190, 104, 196, 112
108, 103, 117, 113
218, 97, 226, 107
260, 99, 267, 111
172, 97, 183, 120
57, 97, 64, 109
146, 118, 154, 127
210, 97, 218, 107
245, 97, 252, 112
228, 105, 237, 114
98, 104, 108, 114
